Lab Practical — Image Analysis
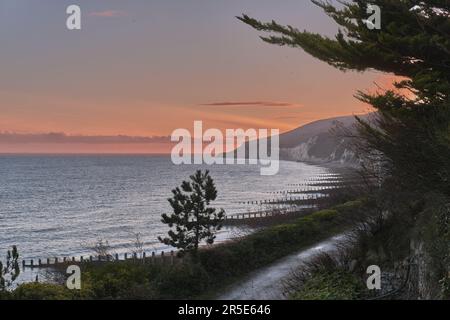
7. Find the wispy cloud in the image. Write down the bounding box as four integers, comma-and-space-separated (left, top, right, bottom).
88, 10, 127, 18
0, 132, 170, 144
199, 101, 302, 108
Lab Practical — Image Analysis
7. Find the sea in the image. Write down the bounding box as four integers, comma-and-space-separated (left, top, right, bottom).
0, 155, 337, 264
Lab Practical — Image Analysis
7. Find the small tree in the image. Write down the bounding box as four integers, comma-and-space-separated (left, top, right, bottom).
0, 246, 20, 292
159, 170, 225, 258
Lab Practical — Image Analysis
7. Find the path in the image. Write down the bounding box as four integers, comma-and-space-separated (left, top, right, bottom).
217, 233, 348, 300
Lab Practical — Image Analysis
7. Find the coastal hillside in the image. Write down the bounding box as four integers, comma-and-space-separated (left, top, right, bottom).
278, 114, 368, 165
233, 114, 368, 166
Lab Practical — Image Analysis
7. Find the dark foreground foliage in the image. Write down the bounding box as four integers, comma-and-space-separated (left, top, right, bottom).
239, 0, 450, 299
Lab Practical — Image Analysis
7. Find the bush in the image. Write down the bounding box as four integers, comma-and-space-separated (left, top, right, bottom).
81, 262, 156, 299
334, 200, 364, 212
13, 283, 73, 300
152, 263, 210, 299
308, 209, 339, 223
289, 270, 364, 300
200, 246, 243, 279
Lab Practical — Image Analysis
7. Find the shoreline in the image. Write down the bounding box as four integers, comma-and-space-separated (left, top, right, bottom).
6, 195, 364, 299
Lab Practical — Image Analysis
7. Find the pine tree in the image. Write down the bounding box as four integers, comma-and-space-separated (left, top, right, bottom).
239, 0, 450, 298
159, 170, 225, 258
238, 0, 450, 195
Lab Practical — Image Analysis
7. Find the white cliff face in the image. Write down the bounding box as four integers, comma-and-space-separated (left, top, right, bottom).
280, 135, 358, 165
275, 114, 371, 166
280, 137, 319, 162
340, 148, 357, 164
234, 114, 370, 166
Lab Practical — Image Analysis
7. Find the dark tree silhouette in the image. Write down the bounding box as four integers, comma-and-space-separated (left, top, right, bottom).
159, 170, 225, 257
238, 0, 450, 196
239, 1, 450, 297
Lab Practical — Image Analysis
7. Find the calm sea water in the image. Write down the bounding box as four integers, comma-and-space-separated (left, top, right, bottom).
0, 155, 335, 262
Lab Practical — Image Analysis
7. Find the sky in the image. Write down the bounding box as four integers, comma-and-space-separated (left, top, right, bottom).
0, 0, 387, 153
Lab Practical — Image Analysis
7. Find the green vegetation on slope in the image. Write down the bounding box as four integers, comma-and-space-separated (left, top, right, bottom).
6, 200, 364, 300
290, 270, 364, 300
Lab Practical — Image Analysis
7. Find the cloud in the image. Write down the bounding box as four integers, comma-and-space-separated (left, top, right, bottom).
88, 10, 127, 18
274, 115, 300, 121
199, 101, 301, 108
0, 132, 171, 144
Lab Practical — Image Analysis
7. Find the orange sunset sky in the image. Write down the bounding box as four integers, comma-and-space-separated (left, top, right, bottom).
0, 0, 394, 154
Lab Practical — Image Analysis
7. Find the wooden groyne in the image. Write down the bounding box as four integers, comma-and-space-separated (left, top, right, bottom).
22, 250, 181, 269
223, 206, 305, 223
237, 192, 328, 205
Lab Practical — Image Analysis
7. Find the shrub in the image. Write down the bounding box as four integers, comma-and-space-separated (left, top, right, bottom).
309, 209, 338, 223
151, 263, 211, 299
199, 247, 236, 279
82, 262, 156, 299
334, 200, 364, 213
289, 270, 364, 300
13, 283, 73, 300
